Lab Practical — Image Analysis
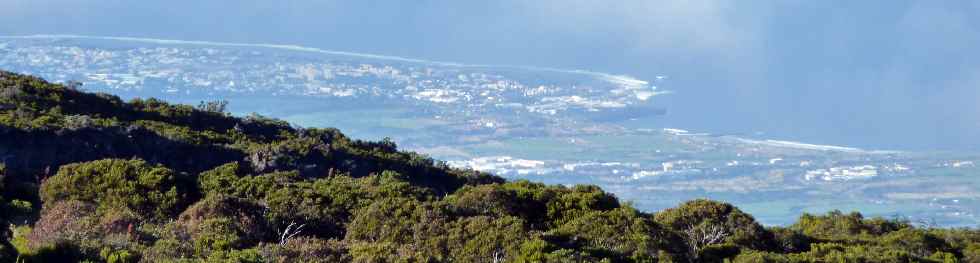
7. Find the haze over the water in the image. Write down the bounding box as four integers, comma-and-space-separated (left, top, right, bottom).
2, 1, 978, 150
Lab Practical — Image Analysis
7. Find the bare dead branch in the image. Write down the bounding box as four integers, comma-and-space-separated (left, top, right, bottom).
278, 221, 306, 247
682, 223, 729, 262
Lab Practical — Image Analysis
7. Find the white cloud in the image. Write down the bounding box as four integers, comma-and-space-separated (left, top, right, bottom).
514, 1, 764, 55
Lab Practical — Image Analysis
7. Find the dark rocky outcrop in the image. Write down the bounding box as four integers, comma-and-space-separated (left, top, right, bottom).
0, 124, 245, 179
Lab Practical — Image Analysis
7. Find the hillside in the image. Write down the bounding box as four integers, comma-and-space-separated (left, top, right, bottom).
0, 70, 977, 262
6, 36, 980, 228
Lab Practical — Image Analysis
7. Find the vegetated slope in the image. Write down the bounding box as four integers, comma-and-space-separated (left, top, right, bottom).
0, 70, 977, 263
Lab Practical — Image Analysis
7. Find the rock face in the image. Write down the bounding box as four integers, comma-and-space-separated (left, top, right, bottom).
0, 124, 245, 178
0, 117, 340, 182
246, 137, 331, 176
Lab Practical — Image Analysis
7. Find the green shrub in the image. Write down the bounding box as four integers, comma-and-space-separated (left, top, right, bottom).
344, 197, 455, 261
141, 227, 195, 262
100, 247, 137, 263
203, 247, 263, 263
444, 216, 527, 262
15, 241, 89, 263
447, 180, 619, 229
515, 239, 554, 263
230, 171, 299, 200
347, 241, 417, 263
550, 207, 680, 261
198, 162, 248, 197
26, 200, 99, 253
927, 251, 958, 263
514, 238, 607, 263
177, 195, 270, 256
447, 183, 523, 217
345, 197, 432, 244
790, 242, 916, 262
881, 228, 946, 258
791, 210, 908, 242
258, 237, 349, 263
769, 227, 813, 253
191, 218, 244, 257
200, 162, 300, 201
10, 225, 30, 257
964, 243, 980, 263
263, 183, 346, 240
40, 159, 190, 221
655, 199, 775, 251
732, 250, 791, 263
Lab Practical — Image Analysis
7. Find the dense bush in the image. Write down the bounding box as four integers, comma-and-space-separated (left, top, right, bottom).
791, 210, 910, 242
17, 200, 140, 262
965, 243, 980, 263
176, 195, 271, 256
444, 215, 528, 261
40, 159, 190, 221
549, 207, 681, 262
256, 237, 349, 263
655, 199, 776, 250
447, 180, 620, 229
